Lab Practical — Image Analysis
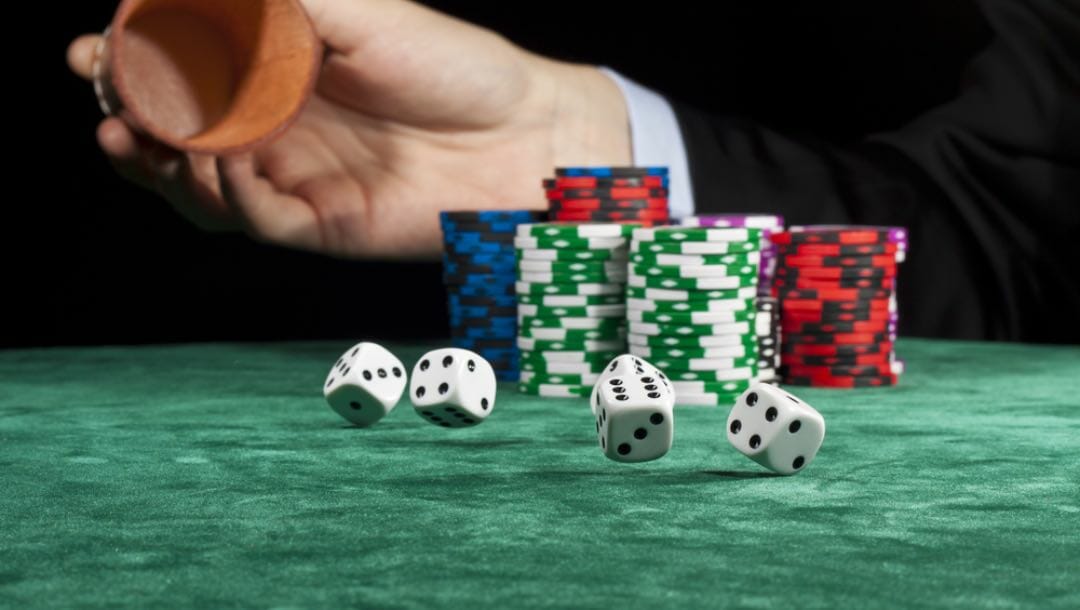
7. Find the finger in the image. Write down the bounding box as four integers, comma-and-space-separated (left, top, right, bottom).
67, 35, 103, 81
97, 118, 154, 189
217, 155, 319, 249
98, 117, 238, 231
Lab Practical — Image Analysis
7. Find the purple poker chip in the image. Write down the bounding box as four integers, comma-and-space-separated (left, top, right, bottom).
681, 214, 785, 230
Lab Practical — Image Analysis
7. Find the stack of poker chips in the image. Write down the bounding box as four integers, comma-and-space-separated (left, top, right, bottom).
678, 214, 785, 294
513, 223, 635, 397
679, 214, 786, 383
439, 210, 549, 381
626, 226, 763, 406
754, 297, 781, 383
770, 225, 908, 388
543, 167, 670, 226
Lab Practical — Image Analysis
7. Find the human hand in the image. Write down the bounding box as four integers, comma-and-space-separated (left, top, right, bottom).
67, 0, 631, 258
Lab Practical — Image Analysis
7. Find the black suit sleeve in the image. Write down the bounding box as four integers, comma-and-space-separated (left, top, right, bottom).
672, 0, 1080, 342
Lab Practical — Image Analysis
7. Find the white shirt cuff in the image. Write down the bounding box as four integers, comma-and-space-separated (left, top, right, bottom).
598, 67, 695, 219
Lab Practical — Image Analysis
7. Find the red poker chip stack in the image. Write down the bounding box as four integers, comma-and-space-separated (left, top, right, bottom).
770, 226, 907, 388
542, 168, 671, 226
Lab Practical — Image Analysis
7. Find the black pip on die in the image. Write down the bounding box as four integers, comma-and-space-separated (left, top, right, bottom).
726, 383, 825, 475
409, 348, 497, 428
323, 342, 408, 427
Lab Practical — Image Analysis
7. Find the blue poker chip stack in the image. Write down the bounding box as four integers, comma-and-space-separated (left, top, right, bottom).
440, 209, 549, 381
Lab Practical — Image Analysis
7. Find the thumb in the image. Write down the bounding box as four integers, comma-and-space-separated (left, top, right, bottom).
298, 0, 433, 54
298, 0, 370, 53
67, 34, 103, 81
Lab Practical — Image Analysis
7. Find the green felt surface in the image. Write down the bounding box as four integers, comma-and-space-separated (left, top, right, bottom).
1, 339, 1078, 608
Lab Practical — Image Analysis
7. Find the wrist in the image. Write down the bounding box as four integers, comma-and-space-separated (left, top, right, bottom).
528, 57, 633, 168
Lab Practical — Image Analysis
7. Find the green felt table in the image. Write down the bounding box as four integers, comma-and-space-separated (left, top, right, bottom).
1, 339, 1078, 608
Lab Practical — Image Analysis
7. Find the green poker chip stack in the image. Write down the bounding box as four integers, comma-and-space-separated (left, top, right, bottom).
628, 226, 765, 406
514, 222, 636, 397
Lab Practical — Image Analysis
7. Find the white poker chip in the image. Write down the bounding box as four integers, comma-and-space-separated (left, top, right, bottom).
632, 242, 761, 255
628, 321, 752, 337
519, 316, 627, 330
517, 271, 628, 284
628, 273, 755, 291
516, 337, 625, 352
520, 350, 619, 363
515, 281, 624, 296
518, 326, 627, 341
517, 260, 626, 273
628, 334, 756, 348
517, 294, 624, 307
626, 296, 755, 312
516, 248, 628, 262
679, 215, 784, 230
516, 223, 636, 239
664, 367, 757, 382
627, 309, 756, 325
630, 251, 762, 267
632, 227, 759, 243
517, 304, 626, 318
651, 357, 755, 371
625, 287, 759, 302
513, 236, 627, 250
630, 344, 756, 360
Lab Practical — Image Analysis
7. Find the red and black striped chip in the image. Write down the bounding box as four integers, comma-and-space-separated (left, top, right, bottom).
545, 187, 668, 200
780, 352, 893, 366
780, 254, 898, 268
773, 276, 897, 290
782, 309, 891, 324
548, 198, 669, 211
776, 266, 897, 280
784, 332, 893, 345
782, 342, 895, 357
770, 228, 896, 246
772, 287, 892, 301
780, 319, 892, 335
775, 243, 899, 257
780, 298, 892, 312
552, 209, 670, 222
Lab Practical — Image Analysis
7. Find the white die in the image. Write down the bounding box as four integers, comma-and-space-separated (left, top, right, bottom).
591, 354, 675, 414
726, 383, 825, 475
323, 342, 407, 427
409, 348, 496, 428
594, 374, 675, 463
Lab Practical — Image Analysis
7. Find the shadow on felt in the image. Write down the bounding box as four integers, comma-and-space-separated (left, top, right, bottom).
700, 470, 784, 479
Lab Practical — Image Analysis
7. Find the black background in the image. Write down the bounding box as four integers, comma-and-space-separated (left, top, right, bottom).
8, 0, 989, 348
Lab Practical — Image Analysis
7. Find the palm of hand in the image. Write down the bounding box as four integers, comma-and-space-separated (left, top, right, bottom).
248, 36, 553, 258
